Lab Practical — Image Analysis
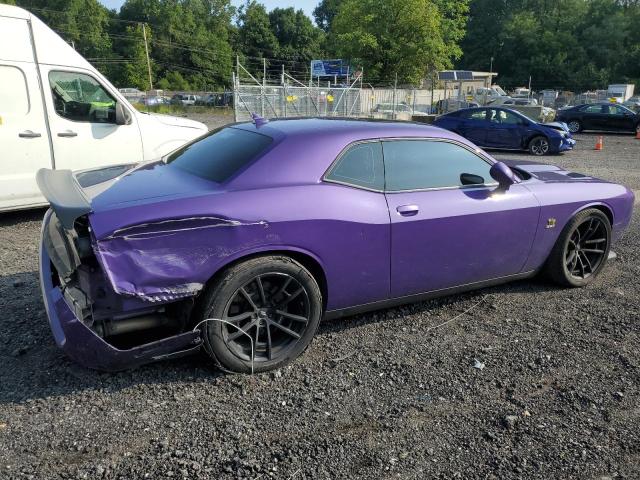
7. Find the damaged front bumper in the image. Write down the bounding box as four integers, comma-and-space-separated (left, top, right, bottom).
39, 210, 202, 372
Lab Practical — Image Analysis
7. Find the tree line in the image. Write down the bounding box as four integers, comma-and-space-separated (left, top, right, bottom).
2, 0, 639, 92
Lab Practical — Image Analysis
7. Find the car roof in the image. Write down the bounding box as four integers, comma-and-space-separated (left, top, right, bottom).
233, 117, 447, 140
227, 118, 475, 190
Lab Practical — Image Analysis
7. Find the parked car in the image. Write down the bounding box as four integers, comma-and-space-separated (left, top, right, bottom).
433, 107, 575, 156
372, 103, 412, 114
434, 98, 480, 114
473, 86, 509, 104
623, 96, 640, 112
37, 117, 633, 373
555, 103, 640, 134
197, 93, 233, 107
171, 94, 199, 106
143, 95, 170, 106
488, 97, 538, 106
0, 5, 208, 212
118, 87, 144, 104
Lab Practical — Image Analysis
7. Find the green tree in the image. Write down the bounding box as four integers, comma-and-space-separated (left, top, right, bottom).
269, 7, 323, 62
119, 0, 234, 90
331, 0, 469, 84
16, 0, 113, 59
313, 0, 344, 31
237, 1, 279, 60
460, 0, 640, 91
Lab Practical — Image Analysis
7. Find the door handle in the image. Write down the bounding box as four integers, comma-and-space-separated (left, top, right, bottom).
396, 204, 419, 216
57, 131, 78, 137
18, 130, 41, 138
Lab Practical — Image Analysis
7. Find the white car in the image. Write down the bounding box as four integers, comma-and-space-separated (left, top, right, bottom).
0, 5, 208, 211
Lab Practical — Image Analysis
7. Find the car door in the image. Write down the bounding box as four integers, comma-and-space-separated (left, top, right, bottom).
457, 108, 488, 146
580, 104, 606, 130
486, 109, 526, 149
0, 16, 52, 210
383, 139, 540, 298
41, 68, 144, 171
605, 104, 636, 131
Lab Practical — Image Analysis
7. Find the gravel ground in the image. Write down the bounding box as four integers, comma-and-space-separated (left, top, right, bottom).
0, 128, 639, 480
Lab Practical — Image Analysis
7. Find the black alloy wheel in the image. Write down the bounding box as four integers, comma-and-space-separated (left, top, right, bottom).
564, 216, 609, 281
545, 209, 611, 287
199, 256, 322, 373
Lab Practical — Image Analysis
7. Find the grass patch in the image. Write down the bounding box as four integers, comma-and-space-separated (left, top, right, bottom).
133, 103, 233, 116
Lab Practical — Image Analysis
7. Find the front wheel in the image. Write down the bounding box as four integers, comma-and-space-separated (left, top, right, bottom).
199, 256, 323, 373
567, 120, 582, 133
545, 209, 611, 287
528, 136, 550, 156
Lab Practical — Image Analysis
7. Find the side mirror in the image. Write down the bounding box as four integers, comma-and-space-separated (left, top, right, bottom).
115, 101, 131, 126
489, 161, 519, 190
460, 173, 485, 185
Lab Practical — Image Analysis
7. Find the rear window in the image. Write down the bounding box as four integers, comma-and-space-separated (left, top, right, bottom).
166, 127, 273, 183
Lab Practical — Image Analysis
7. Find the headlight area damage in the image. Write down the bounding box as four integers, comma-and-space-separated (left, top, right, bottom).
36, 169, 266, 371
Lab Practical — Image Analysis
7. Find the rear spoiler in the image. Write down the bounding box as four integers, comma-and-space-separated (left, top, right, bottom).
36, 169, 92, 230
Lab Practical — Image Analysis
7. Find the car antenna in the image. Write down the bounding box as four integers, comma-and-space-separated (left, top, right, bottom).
251, 112, 269, 127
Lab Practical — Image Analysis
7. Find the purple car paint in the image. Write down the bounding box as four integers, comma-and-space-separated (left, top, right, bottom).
37, 118, 635, 371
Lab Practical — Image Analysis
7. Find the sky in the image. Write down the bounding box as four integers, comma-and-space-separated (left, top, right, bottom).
97, 0, 318, 19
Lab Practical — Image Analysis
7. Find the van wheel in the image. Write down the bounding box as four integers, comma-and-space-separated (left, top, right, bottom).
528, 136, 550, 156
198, 256, 322, 373
545, 209, 611, 287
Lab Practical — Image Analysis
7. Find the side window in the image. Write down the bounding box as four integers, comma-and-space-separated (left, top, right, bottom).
460, 109, 486, 121
325, 142, 384, 190
383, 140, 493, 191
49, 71, 116, 123
582, 105, 603, 113
0, 65, 29, 115
500, 110, 523, 124
606, 104, 627, 115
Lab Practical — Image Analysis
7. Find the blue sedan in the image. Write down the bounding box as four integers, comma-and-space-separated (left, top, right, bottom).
433, 107, 576, 156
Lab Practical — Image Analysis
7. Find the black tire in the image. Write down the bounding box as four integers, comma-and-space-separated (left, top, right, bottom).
567, 120, 582, 133
199, 255, 322, 373
528, 135, 550, 156
635, 122, 640, 135
545, 209, 611, 287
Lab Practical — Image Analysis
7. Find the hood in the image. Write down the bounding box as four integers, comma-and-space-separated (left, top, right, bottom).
89, 162, 218, 210
142, 112, 207, 130
539, 121, 569, 133
501, 159, 606, 184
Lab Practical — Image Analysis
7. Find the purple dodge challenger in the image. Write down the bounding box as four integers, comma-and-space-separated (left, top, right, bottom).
37, 118, 634, 373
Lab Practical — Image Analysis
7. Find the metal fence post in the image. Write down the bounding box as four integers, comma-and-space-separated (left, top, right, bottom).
392, 73, 398, 119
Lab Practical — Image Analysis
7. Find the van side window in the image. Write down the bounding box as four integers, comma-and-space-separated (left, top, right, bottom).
0, 65, 29, 115
49, 71, 117, 123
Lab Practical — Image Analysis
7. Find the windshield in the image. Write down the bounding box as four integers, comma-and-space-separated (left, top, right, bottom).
166, 127, 273, 183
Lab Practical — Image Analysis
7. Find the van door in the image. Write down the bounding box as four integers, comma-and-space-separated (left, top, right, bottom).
0, 17, 52, 210
40, 67, 144, 171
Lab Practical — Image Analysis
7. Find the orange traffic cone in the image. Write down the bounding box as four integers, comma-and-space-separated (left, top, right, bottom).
635, 129, 640, 140
595, 136, 603, 151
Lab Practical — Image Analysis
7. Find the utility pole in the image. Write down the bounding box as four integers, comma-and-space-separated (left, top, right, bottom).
142, 23, 153, 91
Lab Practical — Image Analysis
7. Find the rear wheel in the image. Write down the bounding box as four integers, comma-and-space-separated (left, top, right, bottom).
567, 120, 582, 133
199, 256, 322, 373
528, 136, 550, 156
635, 122, 640, 135
545, 209, 611, 287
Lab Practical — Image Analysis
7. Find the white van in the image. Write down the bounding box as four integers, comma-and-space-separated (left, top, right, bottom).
0, 5, 208, 211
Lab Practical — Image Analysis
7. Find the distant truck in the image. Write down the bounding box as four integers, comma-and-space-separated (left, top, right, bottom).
607, 84, 635, 103
0, 5, 208, 211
